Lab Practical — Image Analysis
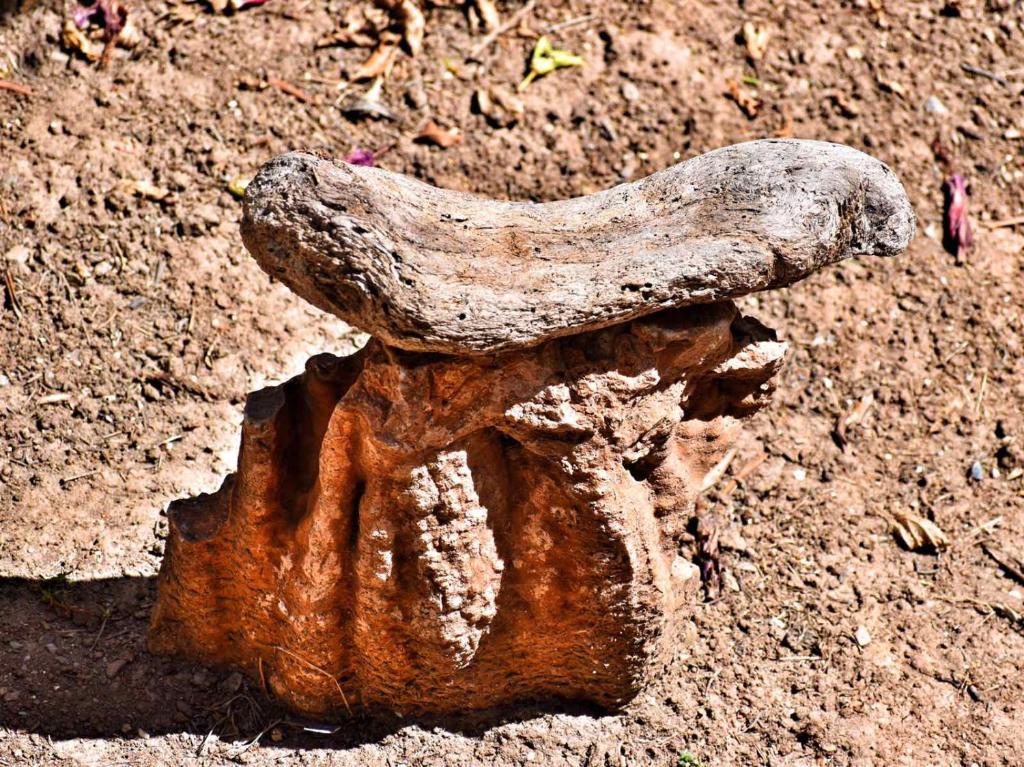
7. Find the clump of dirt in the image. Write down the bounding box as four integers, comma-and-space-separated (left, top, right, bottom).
2, 0, 1023, 764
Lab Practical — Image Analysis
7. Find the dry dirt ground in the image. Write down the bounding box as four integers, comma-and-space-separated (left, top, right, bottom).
2, 0, 1024, 764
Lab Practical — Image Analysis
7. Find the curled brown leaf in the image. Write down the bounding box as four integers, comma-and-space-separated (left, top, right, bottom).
892, 512, 949, 553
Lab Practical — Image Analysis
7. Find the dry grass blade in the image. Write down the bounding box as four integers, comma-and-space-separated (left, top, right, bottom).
981, 543, 1024, 586
268, 644, 352, 715
892, 511, 949, 553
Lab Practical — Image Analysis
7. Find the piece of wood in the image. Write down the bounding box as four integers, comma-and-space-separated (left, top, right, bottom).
241, 139, 915, 354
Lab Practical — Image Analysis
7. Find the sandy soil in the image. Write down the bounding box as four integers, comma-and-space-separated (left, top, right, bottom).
1, 0, 1023, 764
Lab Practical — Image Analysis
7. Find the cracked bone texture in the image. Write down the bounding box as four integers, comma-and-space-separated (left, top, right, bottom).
149, 302, 786, 715
241, 139, 915, 355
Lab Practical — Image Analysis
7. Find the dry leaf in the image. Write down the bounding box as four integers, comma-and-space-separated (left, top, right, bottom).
316, 5, 391, 48
395, 0, 424, 55
415, 119, 462, 148
742, 21, 770, 62
835, 392, 874, 447
474, 0, 501, 32
474, 85, 524, 128
892, 512, 949, 552
343, 77, 397, 121
62, 19, 105, 61
726, 78, 762, 118
351, 43, 398, 81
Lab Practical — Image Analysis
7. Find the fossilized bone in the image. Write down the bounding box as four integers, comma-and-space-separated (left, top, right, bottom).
241, 139, 914, 354
150, 140, 913, 717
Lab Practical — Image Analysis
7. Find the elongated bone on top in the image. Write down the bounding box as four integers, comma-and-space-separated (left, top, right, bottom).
241, 139, 914, 355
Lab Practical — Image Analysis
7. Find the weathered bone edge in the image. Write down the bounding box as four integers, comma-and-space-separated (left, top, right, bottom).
241, 139, 914, 355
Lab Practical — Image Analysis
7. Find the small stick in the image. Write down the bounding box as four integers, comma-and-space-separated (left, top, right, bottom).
61, 470, 98, 485
0, 80, 33, 97
700, 448, 737, 492
147, 433, 183, 450
89, 609, 111, 651
268, 77, 314, 104
37, 392, 71, 405
960, 63, 1008, 87
3, 267, 22, 318
466, 0, 538, 61
545, 14, 596, 33
986, 215, 1024, 229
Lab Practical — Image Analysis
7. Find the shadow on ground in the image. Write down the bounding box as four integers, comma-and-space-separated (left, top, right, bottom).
0, 576, 606, 749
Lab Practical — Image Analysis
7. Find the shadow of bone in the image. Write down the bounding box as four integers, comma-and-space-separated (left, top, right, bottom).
0, 575, 608, 747
0, 574, 237, 739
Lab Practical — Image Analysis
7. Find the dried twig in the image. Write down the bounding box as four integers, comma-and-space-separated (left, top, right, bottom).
986, 215, 1024, 229
0, 80, 33, 96
268, 77, 314, 104
960, 62, 1008, 87
3, 267, 22, 318
227, 718, 283, 757
466, 0, 537, 61
545, 14, 596, 33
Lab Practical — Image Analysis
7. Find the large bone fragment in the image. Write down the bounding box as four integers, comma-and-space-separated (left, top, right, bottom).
150, 140, 914, 717
241, 139, 914, 354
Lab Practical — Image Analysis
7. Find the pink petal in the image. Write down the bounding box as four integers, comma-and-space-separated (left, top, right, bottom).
943, 174, 972, 256
344, 149, 376, 167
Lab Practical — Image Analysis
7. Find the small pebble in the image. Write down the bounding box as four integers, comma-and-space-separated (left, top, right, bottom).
854, 626, 872, 647
970, 461, 984, 481
106, 658, 128, 678
620, 81, 640, 102
923, 96, 948, 115
270, 727, 284, 743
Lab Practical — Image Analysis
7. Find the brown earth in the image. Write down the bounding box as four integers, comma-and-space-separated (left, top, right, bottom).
1, 0, 1023, 765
